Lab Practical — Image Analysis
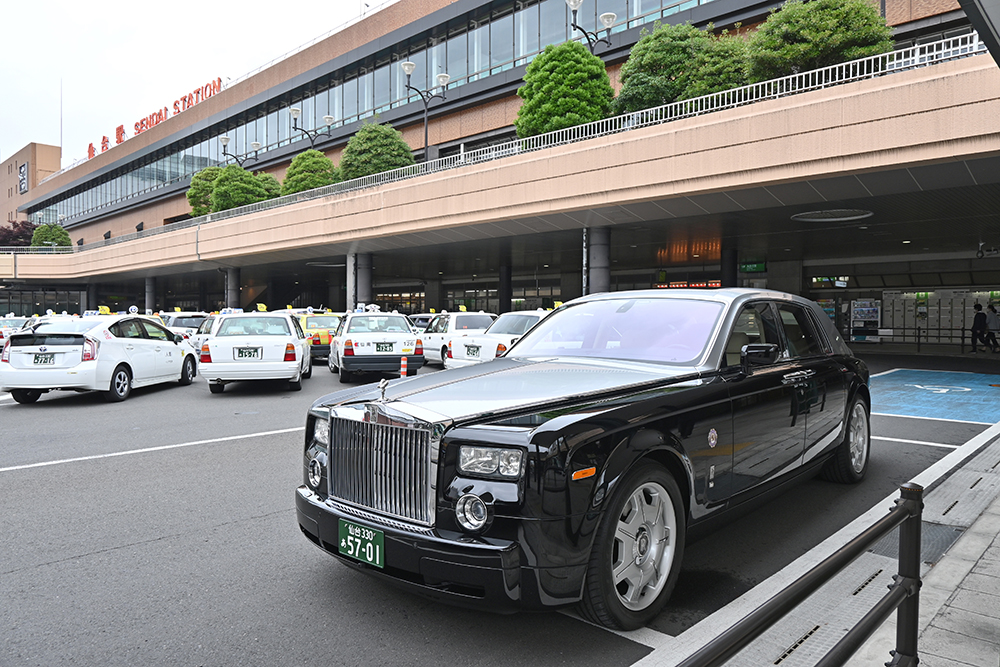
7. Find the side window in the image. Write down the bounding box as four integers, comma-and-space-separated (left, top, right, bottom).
426, 316, 442, 333
777, 304, 824, 358
112, 319, 145, 339
196, 318, 214, 335
291, 317, 305, 338
141, 321, 171, 341
724, 302, 779, 367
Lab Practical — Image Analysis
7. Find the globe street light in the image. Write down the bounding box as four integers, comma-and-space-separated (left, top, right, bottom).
565, 0, 616, 54
401, 61, 451, 162
290, 107, 337, 149
219, 135, 262, 167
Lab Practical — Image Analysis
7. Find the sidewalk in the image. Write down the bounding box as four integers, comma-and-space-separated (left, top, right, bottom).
846, 495, 1000, 667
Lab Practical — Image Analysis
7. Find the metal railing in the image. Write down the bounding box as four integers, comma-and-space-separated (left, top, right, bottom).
16, 31, 986, 254
0, 246, 75, 255
678, 483, 924, 667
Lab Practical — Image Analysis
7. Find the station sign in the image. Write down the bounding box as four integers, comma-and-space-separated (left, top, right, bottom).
740, 262, 767, 273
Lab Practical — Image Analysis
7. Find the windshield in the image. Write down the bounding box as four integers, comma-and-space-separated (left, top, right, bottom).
217, 317, 291, 336
454, 314, 495, 330
486, 312, 542, 336
508, 298, 724, 365
169, 316, 207, 328
304, 315, 342, 329
347, 315, 412, 334
0, 318, 28, 328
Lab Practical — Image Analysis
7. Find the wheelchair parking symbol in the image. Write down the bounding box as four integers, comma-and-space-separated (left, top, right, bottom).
905, 384, 971, 394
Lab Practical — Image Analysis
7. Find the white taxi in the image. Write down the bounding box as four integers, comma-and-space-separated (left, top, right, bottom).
329, 311, 424, 383
421, 311, 496, 365
159, 311, 209, 341
444, 309, 552, 369
0, 313, 198, 404
0, 315, 28, 346
198, 312, 311, 393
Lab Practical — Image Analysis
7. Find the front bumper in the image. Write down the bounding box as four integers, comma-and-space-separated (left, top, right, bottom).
340, 355, 425, 373
295, 486, 585, 612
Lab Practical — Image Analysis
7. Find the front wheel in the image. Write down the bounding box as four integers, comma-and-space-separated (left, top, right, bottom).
579, 461, 685, 630
10, 389, 42, 404
178, 356, 196, 385
820, 395, 870, 484
104, 365, 132, 402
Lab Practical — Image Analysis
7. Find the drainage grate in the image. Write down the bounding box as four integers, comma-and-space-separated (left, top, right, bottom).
852, 569, 884, 596
774, 626, 821, 664
867, 521, 964, 564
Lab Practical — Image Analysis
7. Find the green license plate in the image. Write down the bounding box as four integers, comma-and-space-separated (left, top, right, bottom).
234, 347, 261, 360
375, 342, 393, 353
34, 353, 55, 365
465, 345, 480, 357
338, 519, 384, 568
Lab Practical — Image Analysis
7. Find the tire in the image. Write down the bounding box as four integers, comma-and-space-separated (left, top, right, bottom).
440, 346, 448, 366
104, 365, 132, 402
289, 372, 303, 391
10, 389, 41, 404
339, 364, 353, 384
302, 356, 312, 379
178, 356, 196, 385
406, 367, 418, 377
579, 461, 685, 630
209, 383, 224, 394
329, 354, 338, 374
820, 395, 870, 484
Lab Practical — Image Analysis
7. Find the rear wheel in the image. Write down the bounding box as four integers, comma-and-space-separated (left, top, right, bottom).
209, 383, 224, 394
104, 365, 132, 402
178, 356, 196, 385
406, 367, 418, 377
10, 389, 41, 404
302, 356, 312, 379
329, 354, 338, 374
820, 396, 870, 484
580, 461, 685, 630
440, 346, 448, 366
289, 372, 302, 391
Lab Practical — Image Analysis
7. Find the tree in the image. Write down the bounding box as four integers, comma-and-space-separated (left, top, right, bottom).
339, 122, 415, 181
747, 0, 894, 82
210, 164, 270, 212
30, 223, 71, 247
611, 23, 711, 115
256, 171, 282, 199
515, 40, 614, 138
680, 29, 750, 100
0, 220, 37, 246
186, 166, 223, 217
281, 149, 341, 195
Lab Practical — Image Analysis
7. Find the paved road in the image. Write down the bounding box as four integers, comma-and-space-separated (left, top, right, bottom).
1, 355, 996, 666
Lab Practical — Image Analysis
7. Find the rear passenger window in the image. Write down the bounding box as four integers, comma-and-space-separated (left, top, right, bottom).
777, 305, 824, 358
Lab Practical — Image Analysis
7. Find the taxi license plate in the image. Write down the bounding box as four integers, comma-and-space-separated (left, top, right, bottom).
338, 519, 384, 568
234, 347, 262, 360
34, 353, 55, 365
465, 345, 480, 358
375, 343, 393, 353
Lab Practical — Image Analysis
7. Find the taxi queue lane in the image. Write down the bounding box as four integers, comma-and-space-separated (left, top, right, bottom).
1, 353, 999, 666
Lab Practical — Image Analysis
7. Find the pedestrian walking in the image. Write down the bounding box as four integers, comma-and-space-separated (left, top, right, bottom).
969, 303, 995, 353
986, 304, 1000, 353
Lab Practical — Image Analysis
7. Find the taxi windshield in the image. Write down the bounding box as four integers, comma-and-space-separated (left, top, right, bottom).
305, 316, 341, 328
218, 317, 291, 336
347, 315, 412, 333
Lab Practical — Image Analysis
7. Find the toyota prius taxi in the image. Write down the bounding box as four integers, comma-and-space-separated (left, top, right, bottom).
0, 313, 198, 404
198, 312, 311, 393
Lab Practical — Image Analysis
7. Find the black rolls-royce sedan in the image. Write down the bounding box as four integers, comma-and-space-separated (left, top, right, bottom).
295, 289, 870, 629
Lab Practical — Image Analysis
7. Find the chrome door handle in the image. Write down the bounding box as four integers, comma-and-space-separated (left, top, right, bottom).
782, 370, 815, 385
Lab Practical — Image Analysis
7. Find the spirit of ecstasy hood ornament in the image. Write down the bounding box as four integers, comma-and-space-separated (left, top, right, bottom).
377, 378, 390, 403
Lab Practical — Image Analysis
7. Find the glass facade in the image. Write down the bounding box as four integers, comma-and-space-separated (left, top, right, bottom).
28, 0, 717, 226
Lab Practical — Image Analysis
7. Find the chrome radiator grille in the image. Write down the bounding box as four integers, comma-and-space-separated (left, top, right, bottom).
328, 416, 434, 526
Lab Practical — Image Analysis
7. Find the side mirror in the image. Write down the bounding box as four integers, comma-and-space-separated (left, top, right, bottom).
741, 343, 779, 372
173, 334, 184, 344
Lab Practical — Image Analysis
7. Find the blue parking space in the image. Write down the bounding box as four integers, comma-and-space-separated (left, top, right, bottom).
870, 369, 1000, 423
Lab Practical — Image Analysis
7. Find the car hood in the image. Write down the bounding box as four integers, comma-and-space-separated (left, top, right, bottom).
314, 356, 703, 424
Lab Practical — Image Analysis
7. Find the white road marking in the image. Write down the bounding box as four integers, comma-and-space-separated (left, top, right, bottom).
871, 412, 994, 425
872, 436, 958, 449
0, 427, 304, 473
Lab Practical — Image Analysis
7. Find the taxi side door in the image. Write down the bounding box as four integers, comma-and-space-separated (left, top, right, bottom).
140, 319, 181, 380
110, 319, 158, 384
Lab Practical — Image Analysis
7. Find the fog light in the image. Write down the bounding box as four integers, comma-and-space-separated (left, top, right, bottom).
308, 454, 326, 489
455, 493, 489, 531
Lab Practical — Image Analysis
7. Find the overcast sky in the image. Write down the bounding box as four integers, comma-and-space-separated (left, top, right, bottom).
1, 0, 395, 168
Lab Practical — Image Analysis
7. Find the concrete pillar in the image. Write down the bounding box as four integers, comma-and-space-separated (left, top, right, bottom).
424, 279, 443, 313
588, 227, 611, 295
720, 241, 738, 288
347, 252, 373, 311
145, 277, 155, 314
328, 272, 345, 312
226, 268, 240, 309
765, 260, 804, 295
86, 284, 98, 312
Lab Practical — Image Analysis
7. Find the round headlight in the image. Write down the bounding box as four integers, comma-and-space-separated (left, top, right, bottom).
308, 454, 326, 489
455, 493, 489, 532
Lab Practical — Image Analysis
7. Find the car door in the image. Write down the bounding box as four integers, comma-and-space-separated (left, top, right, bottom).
774, 302, 849, 466
725, 301, 807, 499
139, 319, 180, 380
110, 319, 157, 383
423, 315, 449, 363
289, 315, 309, 374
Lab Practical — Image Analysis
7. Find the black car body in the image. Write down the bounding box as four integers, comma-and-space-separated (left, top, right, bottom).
296, 289, 871, 629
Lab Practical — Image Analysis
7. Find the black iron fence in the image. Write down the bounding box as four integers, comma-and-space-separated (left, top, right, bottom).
677, 483, 924, 667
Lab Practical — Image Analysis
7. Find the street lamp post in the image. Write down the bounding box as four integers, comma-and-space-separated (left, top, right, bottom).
289, 107, 336, 149
219, 135, 262, 167
565, 0, 616, 54
400, 61, 451, 162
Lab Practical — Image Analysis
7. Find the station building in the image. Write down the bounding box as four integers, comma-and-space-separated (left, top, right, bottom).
3, 0, 1000, 343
